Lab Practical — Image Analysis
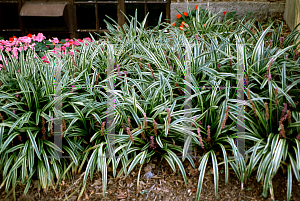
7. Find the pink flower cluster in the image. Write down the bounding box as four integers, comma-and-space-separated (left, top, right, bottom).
41, 55, 49, 63
0, 33, 93, 68
32, 33, 46, 42
0, 35, 36, 60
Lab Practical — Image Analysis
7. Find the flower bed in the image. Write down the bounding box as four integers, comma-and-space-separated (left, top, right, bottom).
0, 33, 93, 68
0, 6, 300, 201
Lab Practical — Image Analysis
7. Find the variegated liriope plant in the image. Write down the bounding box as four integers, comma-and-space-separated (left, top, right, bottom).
0, 48, 79, 198
106, 21, 240, 201
0, 6, 299, 201
236, 89, 300, 201
0, 38, 113, 200
230, 24, 300, 200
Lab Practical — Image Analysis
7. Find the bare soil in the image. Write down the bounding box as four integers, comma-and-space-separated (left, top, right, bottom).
1, 155, 300, 201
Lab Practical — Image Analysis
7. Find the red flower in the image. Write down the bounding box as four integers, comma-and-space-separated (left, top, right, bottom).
203, 24, 206, 27
181, 21, 185, 25
179, 25, 183, 30
223, 11, 228, 15
195, 5, 199, 10
27, 33, 32, 38
176, 14, 181, 19
9, 36, 17, 41
172, 23, 175, 26
184, 12, 188, 17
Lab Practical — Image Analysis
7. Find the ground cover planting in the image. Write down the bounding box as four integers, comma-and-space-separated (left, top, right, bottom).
0, 4, 300, 201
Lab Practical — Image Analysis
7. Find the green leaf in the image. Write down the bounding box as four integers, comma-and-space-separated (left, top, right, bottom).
63, 145, 78, 166
27, 130, 42, 160
287, 163, 292, 201
127, 151, 145, 175
166, 149, 187, 184
162, 154, 176, 173
196, 151, 210, 201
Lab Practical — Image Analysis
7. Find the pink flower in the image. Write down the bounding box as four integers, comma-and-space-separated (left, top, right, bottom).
197, 128, 204, 149
37, 33, 45, 42
191, 117, 197, 127
64, 42, 71, 47
73, 41, 80, 46
12, 47, 18, 59
0, 46, 4, 51
18, 36, 31, 44
84, 37, 91, 42
18, 47, 23, 52
52, 38, 59, 44
41, 55, 50, 63
61, 46, 66, 51
117, 64, 121, 78
150, 136, 156, 149
68, 51, 74, 56
207, 125, 211, 142
32, 33, 45, 42
5, 47, 11, 52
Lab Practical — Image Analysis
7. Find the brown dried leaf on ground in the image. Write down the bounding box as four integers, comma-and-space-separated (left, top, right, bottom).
117, 189, 127, 199
92, 179, 102, 186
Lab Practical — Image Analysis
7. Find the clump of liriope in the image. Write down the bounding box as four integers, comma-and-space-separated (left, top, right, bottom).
0, 51, 82, 197
242, 93, 300, 201
194, 106, 235, 201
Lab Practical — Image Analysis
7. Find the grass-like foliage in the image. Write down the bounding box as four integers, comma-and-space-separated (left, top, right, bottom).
0, 5, 300, 201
